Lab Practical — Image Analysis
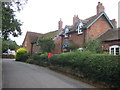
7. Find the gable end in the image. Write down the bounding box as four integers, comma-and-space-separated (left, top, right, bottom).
87, 12, 115, 29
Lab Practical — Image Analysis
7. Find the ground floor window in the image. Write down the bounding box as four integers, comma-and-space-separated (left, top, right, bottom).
109, 45, 120, 55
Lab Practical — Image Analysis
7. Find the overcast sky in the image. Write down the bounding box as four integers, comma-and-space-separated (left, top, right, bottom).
11, 0, 119, 45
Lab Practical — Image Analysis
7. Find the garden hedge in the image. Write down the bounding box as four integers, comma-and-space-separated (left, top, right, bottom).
26, 51, 120, 88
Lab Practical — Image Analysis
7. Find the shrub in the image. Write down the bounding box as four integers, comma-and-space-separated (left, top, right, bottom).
16, 48, 28, 62
49, 51, 120, 88
26, 53, 48, 66
86, 39, 103, 53
26, 58, 34, 64
25, 50, 120, 87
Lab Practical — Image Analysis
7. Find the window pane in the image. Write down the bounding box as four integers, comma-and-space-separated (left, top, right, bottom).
111, 48, 114, 54
116, 48, 119, 55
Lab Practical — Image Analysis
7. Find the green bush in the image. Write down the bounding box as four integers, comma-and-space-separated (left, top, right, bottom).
49, 51, 120, 88
26, 53, 48, 66
26, 58, 34, 64
16, 48, 29, 62
25, 50, 120, 87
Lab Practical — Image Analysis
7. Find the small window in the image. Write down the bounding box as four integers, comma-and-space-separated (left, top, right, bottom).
111, 48, 114, 54
116, 48, 119, 55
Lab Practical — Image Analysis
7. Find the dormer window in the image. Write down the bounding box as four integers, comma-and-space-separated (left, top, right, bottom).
77, 22, 83, 34
65, 27, 69, 33
64, 27, 69, 37
78, 29, 83, 34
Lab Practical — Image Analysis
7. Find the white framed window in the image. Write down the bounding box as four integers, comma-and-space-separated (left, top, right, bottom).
65, 27, 69, 33
77, 22, 83, 34
109, 45, 120, 55
64, 27, 69, 37
78, 28, 83, 34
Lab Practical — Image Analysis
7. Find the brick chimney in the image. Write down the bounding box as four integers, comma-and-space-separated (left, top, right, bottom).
111, 19, 117, 28
73, 15, 79, 25
97, 2, 105, 14
58, 18, 63, 30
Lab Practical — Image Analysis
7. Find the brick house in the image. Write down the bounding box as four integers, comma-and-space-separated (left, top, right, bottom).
22, 30, 58, 55
53, 19, 64, 54
22, 2, 120, 55
57, 2, 119, 55
98, 28, 120, 55
22, 31, 43, 56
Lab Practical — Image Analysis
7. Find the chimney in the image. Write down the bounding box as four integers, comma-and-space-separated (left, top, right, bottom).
58, 18, 63, 30
97, 2, 105, 14
73, 15, 79, 25
111, 19, 117, 28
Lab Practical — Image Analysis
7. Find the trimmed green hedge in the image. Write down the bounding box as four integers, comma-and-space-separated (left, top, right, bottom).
50, 51, 120, 87
26, 53, 48, 66
26, 51, 120, 88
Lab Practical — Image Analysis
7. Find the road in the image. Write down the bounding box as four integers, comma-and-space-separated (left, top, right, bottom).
2, 59, 95, 88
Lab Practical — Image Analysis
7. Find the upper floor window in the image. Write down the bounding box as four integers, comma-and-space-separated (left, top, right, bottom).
77, 22, 83, 34
64, 27, 69, 37
109, 45, 120, 55
65, 27, 69, 33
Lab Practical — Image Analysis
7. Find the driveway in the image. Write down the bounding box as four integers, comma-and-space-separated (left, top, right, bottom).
2, 59, 95, 88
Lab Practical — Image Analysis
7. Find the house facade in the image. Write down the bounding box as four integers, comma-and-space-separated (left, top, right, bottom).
97, 28, 120, 55
55, 2, 119, 55
22, 2, 120, 55
22, 31, 43, 56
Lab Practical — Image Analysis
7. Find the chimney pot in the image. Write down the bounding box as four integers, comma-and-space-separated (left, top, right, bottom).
73, 15, 79, 25
58, 18, 63, 30
111, 19, 117, 28
97, 2, 105, 14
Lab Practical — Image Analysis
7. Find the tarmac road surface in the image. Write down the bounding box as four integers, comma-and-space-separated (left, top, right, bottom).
2, 59, 95, 88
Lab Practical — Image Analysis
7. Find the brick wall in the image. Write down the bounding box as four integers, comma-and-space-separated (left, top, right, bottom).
62, 33, 84, 48
102, 41, 120, 53
32, 44, 40, 55
23, 35, 32, 55
86, 15, 112, 42
53, 37, 62, 54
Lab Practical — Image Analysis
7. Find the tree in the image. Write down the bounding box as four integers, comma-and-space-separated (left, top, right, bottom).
2, 39, 20, 53
86, 39, 103, 53
37, 37, 55, 53
1, 0, 28, 40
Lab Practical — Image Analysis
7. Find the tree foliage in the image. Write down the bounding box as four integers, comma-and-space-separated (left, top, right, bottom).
68, 41, 78, 51
86, 39, 103, 53
1, 0, 28, 40
37, 37, 55, 53
2, 39, 20, 53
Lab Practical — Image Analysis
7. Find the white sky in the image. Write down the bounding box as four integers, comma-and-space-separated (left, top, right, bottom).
11, 0, 119, 45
